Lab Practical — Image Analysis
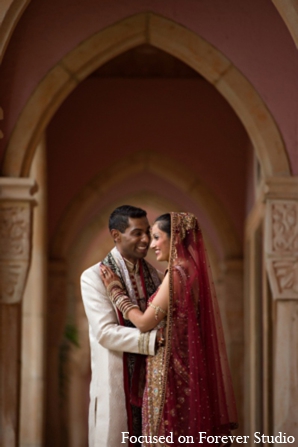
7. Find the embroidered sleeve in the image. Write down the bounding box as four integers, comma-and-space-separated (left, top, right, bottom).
138, 332, 151, 355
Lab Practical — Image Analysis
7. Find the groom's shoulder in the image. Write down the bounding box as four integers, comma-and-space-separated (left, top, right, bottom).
81, 249, 114, 282
80, 261, 102, 282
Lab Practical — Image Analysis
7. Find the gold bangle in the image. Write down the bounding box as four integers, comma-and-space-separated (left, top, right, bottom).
149, 302, 167, 320
123, 304, 139, 320
106, 280, 123, 295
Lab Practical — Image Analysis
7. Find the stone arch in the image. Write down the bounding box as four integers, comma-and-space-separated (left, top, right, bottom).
2, 12, 290, 178
50, 151, 242, 263
0, 0, 31, 63
272, 0, 298, 49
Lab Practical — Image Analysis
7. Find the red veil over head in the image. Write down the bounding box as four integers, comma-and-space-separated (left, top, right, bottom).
157, 212, 238, 445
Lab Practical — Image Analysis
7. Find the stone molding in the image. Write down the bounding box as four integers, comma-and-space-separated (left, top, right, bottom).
265, 198, 298, 300
0, 177, 36, 304
263, 177, 298, 201
0, 176, 37, 199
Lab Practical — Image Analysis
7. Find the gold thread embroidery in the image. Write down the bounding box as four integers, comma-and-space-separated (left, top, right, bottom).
151, 212, 200, 436
139, 332, 144, 354
173, 357, 189, 383
154, 212, 177, 434
177, 212, 198, 241
149, 302, 167, 319
145, 332, 150, 355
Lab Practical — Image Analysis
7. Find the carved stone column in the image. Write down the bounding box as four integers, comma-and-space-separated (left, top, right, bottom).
0, 178, 36, 447
265, 186, 298, 439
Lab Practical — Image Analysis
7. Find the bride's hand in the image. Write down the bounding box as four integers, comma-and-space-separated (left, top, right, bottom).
99, 265, 120, 287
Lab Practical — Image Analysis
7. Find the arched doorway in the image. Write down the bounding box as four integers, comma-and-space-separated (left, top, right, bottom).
2, 10, 296, 447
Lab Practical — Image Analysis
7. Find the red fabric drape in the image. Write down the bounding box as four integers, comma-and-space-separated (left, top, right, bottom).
157, 212, 238, 445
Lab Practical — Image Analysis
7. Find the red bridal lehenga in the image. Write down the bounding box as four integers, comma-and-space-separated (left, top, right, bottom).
142, 212, 238, 446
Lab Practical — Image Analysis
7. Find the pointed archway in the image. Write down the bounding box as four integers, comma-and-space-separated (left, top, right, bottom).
2, 12, 290, 178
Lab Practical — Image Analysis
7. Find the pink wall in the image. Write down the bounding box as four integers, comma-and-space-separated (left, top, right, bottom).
47, 77, 250, 242
0, 0, 297, 173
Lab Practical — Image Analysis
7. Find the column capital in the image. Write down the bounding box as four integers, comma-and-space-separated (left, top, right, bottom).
263, 176, 298, 201
0, 177, 37, 304
0, 177, 37, 201
265, 199, 298, 299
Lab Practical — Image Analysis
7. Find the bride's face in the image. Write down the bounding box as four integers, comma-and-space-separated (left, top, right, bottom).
150, 223, 170, 262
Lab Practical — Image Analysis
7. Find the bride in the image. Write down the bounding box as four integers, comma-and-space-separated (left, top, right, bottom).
100, 212, 238, 446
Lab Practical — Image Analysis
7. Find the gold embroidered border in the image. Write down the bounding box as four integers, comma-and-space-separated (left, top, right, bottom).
155, 212, 178, 433
145, 332, 150, 355
138, 332, 151, 355
138, 332, 144, 353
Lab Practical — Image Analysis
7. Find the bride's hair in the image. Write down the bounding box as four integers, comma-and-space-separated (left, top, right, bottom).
154, 213, 171, 238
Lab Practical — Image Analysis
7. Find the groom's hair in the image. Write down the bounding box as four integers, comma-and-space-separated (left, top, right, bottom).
109, 205, 147, 233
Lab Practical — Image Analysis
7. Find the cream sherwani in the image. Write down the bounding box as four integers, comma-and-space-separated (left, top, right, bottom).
81, 247, 160, 447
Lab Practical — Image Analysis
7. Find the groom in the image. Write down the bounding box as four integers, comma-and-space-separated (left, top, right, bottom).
81, 205, 161, 447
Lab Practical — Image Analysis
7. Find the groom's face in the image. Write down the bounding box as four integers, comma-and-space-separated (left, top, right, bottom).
114, 217, 151, 263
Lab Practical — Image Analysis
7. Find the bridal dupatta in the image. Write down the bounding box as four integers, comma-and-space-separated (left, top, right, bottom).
156, 212, 238, 445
